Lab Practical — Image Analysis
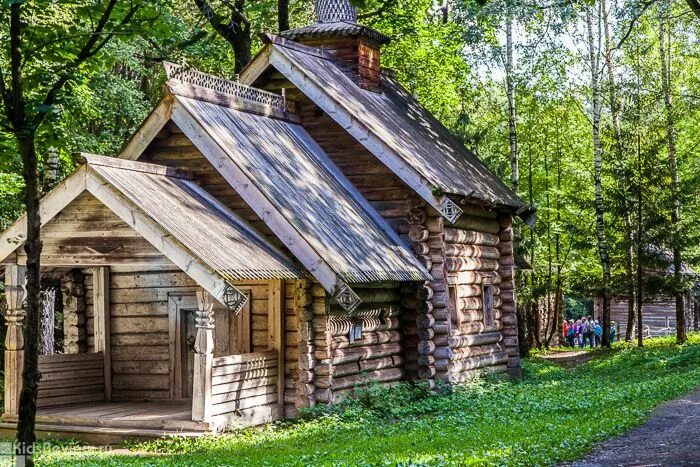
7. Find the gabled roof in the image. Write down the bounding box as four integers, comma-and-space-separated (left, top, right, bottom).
85, 155, 302, 281
119, 67, 431, 307
241, 35, 527, 221
0, 155, 302, 305
170, 92, 430, 286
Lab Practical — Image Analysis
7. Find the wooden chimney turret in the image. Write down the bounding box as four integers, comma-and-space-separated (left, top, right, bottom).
279, 0, 390, 92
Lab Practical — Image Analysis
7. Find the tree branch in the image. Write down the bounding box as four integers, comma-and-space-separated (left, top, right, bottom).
32, 0, 140, 129
193, 0, 236, 43
358, 0, 399, 20
614, 0, 657, 50
685, 0, 700, 20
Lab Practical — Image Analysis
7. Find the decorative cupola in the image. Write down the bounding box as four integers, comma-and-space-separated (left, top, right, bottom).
279, 0, 390, 92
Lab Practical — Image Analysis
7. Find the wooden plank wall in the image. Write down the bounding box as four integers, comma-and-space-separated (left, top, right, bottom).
37, 353, 104, 407
312, 284, 404, 404
83, 267, 272, 401
606, 295, 693, 337
34, 192, 166, 267
209, 351, 280, 429
84, 267, 197, 400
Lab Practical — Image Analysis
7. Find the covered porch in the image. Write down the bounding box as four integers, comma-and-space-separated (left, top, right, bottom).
0, 156, 302, 439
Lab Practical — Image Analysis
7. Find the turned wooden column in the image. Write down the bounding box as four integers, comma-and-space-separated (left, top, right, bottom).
4, 265, 26, 417
192, 289, 214, 422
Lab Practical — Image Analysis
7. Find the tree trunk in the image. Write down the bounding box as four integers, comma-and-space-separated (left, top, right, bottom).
16, 135, 42, 466
602, 0, 626, 347
658, 0, 686, 344
586, 5, 611, 348
278, 0, 289, 31
232, 19, 251, 73
636, 130, 644, 348
505, 9, 518, 193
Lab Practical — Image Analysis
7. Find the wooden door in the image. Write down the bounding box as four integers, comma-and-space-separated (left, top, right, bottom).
180, 308, 197, 399
168, 294, 198, 400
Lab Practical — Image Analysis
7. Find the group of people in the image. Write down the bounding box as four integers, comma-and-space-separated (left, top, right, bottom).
563, 317, 617, 348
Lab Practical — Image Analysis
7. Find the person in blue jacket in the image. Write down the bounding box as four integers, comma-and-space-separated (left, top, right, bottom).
594, 320, 603, 346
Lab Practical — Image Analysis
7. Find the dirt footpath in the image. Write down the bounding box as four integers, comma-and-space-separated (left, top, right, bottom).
572, 387, 700, 466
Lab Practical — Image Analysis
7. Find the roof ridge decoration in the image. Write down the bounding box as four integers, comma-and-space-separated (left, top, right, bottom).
163, 61, 297, 114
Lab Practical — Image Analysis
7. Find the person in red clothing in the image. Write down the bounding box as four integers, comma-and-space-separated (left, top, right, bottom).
563, 320, 569, 345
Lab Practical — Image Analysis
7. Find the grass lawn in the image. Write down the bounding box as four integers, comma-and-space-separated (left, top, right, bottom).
27, 334, 700, 466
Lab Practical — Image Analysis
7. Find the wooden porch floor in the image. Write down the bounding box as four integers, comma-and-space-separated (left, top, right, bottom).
1, 401, 209, 443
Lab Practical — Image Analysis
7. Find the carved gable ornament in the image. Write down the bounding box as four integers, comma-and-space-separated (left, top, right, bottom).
223, 283, 248, 315
334, 283, 361, 313
439, 197, 463, 224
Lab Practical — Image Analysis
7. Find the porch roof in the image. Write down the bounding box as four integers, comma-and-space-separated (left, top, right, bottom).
83, 155, 302, 281
0, 155, 303, 302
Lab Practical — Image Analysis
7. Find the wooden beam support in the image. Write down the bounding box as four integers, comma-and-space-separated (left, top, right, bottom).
84, 170, 230, 304
93, 267, 111, 401
119, 95, 174, 161
192, 289, 214, 422
267, 279, 285, 412
0, 167, 87, 263
3, 265, 25, 417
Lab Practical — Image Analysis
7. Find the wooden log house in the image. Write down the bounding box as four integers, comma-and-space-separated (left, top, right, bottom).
0, 0, 533, 439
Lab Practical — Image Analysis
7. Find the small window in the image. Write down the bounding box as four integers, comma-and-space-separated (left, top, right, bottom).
482, 284, 494, 326
349, 322, 363, 344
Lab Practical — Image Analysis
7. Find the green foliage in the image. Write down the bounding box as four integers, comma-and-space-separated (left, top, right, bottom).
31, 334, 700, 466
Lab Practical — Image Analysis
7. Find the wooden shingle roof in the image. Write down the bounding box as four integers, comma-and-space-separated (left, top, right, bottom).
84, 155, 303, 282
171, 93, 430, 285
242, 36, 527, 218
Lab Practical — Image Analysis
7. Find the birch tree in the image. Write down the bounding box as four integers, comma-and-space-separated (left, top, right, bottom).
658, 0, 686, 344
586, 3, 612, 346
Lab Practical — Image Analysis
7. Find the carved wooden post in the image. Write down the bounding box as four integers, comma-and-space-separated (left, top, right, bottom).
4, 265, 26, 417
192, 289, 214, 422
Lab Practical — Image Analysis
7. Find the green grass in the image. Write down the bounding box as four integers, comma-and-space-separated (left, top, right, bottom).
33, 334, 700, 466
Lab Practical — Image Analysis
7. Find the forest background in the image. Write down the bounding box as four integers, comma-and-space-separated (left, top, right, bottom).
1, 0, 699, 350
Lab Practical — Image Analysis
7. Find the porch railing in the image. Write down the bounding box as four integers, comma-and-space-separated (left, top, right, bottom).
209, 350, 280, 428
37, 353, 105, 408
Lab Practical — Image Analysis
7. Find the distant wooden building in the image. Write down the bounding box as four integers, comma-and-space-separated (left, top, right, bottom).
595, 247, 698, 338
0, 0, 531, 439
596, 294, 695, 338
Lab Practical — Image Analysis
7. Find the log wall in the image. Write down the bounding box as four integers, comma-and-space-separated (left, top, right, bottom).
497, 214, 521, 376
209, 351, 281, 429
37, 353, 105, 407
312, 283, 405, 403
436, 209, 516, 382
61, 270, 87, 354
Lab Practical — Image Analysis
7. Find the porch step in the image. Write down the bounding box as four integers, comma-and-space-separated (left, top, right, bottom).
3, 414, 208, 432
0, 422, 204, 445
